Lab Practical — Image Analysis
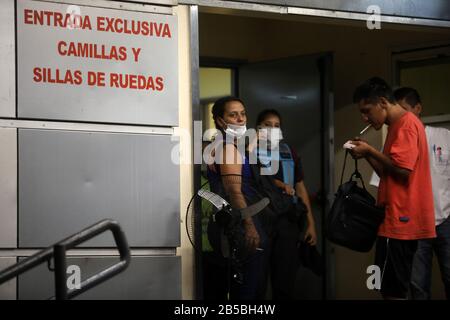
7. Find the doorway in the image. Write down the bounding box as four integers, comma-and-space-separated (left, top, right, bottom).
195, 3, 450, 300
198, 50, 333, 301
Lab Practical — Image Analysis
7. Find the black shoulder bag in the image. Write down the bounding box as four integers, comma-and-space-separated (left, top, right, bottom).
326, 150, 385, 252
249, 163, 308, 227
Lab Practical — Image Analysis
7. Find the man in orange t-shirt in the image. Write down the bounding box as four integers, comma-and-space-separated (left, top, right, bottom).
349, 77, 436, 300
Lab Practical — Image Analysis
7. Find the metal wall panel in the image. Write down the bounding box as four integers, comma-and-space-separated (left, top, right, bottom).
18, 256, 181, 299
223, 0, 450, 21
0, 258, 17, 300
0, 128, 17, 248
0, 0, 15, 117
19, 129, 180, 248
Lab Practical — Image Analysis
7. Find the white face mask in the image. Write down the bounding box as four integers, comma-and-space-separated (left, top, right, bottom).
225, 123, 247, 139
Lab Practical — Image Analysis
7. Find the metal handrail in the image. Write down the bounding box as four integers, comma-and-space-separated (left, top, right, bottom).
0, 219, 131, 300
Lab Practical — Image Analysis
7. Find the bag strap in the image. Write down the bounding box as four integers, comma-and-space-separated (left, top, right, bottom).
339, 150, 349, 185
340, 150, 367, 190
351, 156, 367, 190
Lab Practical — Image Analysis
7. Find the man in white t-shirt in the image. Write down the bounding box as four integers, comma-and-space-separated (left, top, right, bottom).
393, 87, 450, 299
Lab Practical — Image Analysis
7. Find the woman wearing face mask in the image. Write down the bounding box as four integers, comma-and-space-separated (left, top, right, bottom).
256, 109, 317, 300
206, 96, 269, 300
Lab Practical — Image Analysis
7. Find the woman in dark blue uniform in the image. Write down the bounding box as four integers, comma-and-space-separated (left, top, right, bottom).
206, 96, 269, 300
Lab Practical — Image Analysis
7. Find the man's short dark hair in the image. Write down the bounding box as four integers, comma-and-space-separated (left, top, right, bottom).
353, 77, 395, 105
393, 87, 421, 107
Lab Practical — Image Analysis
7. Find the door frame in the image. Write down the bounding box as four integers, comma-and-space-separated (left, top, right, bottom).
189, 0, 449, 300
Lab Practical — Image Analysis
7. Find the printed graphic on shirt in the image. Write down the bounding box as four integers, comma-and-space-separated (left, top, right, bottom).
432, 144, 449, 169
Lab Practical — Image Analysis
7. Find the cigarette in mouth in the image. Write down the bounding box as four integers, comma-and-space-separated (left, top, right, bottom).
359, 124, 372, 135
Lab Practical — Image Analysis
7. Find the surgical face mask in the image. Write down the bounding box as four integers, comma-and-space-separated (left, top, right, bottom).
225, 123, 247, 139
258, 127, 283, 148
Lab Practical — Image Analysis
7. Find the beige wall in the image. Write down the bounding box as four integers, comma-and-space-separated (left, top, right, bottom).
198, 11, 450, 299
199, 68, 233, 137
200, 68, 232, 99
401, 62, 450, 117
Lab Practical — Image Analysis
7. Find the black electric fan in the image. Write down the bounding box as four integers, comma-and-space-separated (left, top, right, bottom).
185, 177, 270, 286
